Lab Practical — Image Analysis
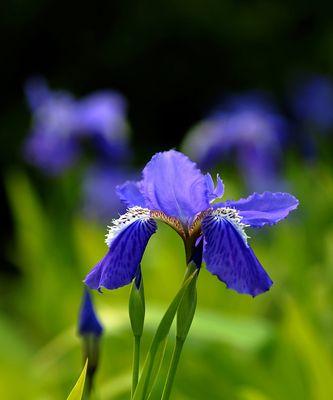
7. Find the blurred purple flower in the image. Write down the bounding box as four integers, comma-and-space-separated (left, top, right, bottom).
291, 75, 333, 132
82, 164, 137, 220
74, 91, 130, 161
182, 92, 288, 191
84, 150, 298, 297
24, 78, 130, 174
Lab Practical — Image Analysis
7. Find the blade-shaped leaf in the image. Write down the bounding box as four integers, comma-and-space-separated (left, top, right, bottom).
66, 360, 88, 400
132, 272, 197, 400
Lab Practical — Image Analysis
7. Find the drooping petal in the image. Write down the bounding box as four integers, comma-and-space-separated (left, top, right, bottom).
84, 208, 157, 290
205, 173, 224, 202
219, 192, 299, 228
202, 214, 272, 296
141, 150, 209, 223
116, 180, 147, 208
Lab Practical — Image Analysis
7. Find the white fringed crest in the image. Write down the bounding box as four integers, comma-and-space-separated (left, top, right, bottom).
105, 207, 151, 247
212, 207, 249, 244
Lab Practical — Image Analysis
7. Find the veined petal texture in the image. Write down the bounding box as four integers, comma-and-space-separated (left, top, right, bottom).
141, 150, 209, 223
116, 180, 147, 208
84, 208, 157, 290
202, 214, 273, 296
221, 191, 299, 228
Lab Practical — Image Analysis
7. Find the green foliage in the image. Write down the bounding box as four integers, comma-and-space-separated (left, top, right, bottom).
129, 275, 145, 338
176, 265, 198, 341
1, 162, 333, 399
66, 360, 88, 400
132, 272, 197, 400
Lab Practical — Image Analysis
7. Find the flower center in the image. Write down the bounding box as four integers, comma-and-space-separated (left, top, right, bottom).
150, 210, 186, 238
212, 207, 249, 244
105, 207, 151, 246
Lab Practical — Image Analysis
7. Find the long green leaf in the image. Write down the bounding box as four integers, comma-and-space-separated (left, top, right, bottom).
66, 360, 88, 400
132, 272, 197, 400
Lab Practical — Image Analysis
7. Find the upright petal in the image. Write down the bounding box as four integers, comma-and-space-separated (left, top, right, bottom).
141, 150, 209, 223
116, 180, 147, 208
84, 207, 157, 290
205, 173, 224, 202
202, 214, 272, 296
220, 192, 299, 228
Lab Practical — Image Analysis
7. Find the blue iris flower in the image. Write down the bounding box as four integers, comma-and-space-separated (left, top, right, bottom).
24, 77, 129, 174
84, 150, 298, 297
182, 92, 288, 191
78, 289, 103, 337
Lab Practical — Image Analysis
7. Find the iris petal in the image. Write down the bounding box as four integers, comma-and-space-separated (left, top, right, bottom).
205, 173, 224, 202
85, 211, 157, 290
217, 191, 299, 228
202, 214, 272, 296
141, 150, 209, 223
116, 180, 147, 208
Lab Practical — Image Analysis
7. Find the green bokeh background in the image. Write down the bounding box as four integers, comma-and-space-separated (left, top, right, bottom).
1, 1, 333, 399
3, 163, 333, 399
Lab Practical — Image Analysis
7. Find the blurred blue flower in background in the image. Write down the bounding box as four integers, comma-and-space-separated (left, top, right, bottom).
182, 92, 288, 191
82, 164, 136, 220
74, 91, 130, 162
290, 75, 333, 132
24, 77, 130, 174
78, 288, 103, 338
85, 150, 298, 297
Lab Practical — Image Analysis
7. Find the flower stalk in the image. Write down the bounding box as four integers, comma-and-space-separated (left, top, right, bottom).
129, 267, 145, 397
132, 336, 141, 396
82, 337, 100, 397
161, 249, 200, 400
132, 272, 197, 400
161, 338, 184, 400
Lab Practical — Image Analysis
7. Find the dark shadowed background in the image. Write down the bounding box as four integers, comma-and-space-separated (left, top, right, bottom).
2, 0, 332, 257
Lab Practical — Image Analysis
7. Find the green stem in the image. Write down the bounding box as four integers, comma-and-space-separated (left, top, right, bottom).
161, 338, 184, 400
160, 257, 198, 399
131, 336, 141, 398
83, 373, 93, 400
140, 348, 156, 400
